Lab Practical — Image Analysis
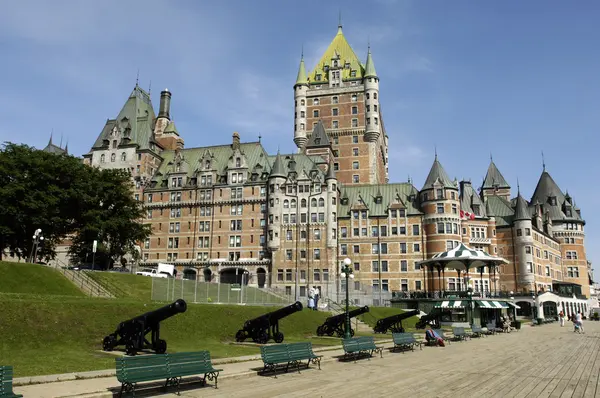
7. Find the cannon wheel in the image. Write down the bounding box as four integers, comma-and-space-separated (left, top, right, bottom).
102, 335, 116, 351
327, 328, 335, 337
155, 339, 167, 354
316, 326, 324, 336
235, 330, 246, 342
274, 332, 284, 343
126, 343, 137, 356
256, 331, 269, 344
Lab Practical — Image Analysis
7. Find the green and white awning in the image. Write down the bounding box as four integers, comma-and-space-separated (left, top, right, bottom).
416, 243, 508, 271
435, 300, 465, 309
475, 300, 510, 309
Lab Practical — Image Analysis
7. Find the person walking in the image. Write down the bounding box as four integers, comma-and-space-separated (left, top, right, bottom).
559, 311, 565, 327
313, 286, 320, 311
576, 312, 585, 333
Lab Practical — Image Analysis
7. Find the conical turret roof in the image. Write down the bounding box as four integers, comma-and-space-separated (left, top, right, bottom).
482, 160, 510, 189
306, 120, 330, 148
364, 47, 377, 78
514, 193, 531, 221
325, 158, 336, 180
421, 156, 455, 190
295, 56, 308, 86
270, 151, 286, 178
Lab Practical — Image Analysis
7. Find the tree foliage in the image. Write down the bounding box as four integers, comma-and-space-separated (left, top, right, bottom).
0, 143, 150, 266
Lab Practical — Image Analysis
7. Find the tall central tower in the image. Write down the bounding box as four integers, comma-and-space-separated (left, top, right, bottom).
293, 24, 389, 185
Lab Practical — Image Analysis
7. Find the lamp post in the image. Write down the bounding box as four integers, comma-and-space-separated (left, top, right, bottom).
509, 291, 516, 319
340, 257, 355, 339
531, 293, 536, 320
29, 229, 44, 263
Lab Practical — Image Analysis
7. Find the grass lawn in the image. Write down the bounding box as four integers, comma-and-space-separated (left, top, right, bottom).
85, 272, 153, 301
0, 295, 332, 377
357, 306, 420, 333
0, 262, 84, 296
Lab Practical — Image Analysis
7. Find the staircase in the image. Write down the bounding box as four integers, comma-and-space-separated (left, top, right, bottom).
51, 261, 114, 298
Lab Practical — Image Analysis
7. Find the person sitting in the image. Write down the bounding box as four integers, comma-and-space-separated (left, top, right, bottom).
425, 327, 445, 347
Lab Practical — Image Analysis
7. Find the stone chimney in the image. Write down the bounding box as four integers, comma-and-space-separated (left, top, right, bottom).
232, 132, 240, 150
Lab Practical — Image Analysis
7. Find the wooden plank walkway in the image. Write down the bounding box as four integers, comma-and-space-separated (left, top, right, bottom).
186, 321, 600, 398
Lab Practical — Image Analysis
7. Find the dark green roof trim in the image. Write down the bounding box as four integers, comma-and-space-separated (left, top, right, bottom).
482, 160, 510, 189
338, 183, 422, 217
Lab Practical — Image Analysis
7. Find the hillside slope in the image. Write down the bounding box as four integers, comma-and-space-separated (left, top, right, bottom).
0, 262, 83, 297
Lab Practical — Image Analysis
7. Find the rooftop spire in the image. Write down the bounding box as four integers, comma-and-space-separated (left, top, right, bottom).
542, 151, 546, 171
364, 45, 378, 78
482, 158, 510, 190
270, 151, 286, 178
295, 52, 308, 86
514, 192, 530, 221
338, 9, 342, 29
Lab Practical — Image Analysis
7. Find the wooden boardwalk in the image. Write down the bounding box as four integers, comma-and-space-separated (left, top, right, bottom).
189, 321, 600, 398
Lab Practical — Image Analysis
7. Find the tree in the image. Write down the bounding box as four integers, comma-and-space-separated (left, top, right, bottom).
0, 143, 90, 261
68, 168, 151, 269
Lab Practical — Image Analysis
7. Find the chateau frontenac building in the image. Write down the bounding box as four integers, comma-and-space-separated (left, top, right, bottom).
77, 24, 592, 304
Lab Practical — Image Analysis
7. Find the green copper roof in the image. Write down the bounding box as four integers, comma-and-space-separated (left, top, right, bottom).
270, 152, 286, 178
530, 170, 583, 223
267, 153, 327, 180
164, 121, 179, 135
514, 194, 531, 221
308, 26, 364, 84
306, 120, 330, 148
295, 56, 308, 86
338, 183, 422, 217
484, 196, 515, 227
364, 48, 377, 78
92, 85, 157, 151
460, 181, 486, 218
422, 156, 456, 190
482, 160, 510, 189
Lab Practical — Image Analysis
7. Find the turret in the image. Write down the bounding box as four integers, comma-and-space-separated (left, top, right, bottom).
267, 152, 286, 251
513, 192, 534, 290
294, 56, 309, 149
364, 47, 380, 142
325, 159, 337, 248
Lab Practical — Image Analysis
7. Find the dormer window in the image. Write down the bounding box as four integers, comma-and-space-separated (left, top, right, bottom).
436, 188, 444, 199
315, 138, 321, 145
375, 196, 383, 204
566, 209, 572, 217
333, 60, 339, 67
345, 62, 350, 69
549, 196, 557, 205
235, 157, 241, 167
350, 70, 356, 77
205, 160, 210, 169
112, 140, 118, 149
473, 205, 480, 216
315, 74, 322, 81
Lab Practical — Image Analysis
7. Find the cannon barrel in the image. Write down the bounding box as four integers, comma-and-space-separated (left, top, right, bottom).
119, 299, 187, 330
316, 306, 370, 337
324, 305, 370, 325
244, 301, 303, 328
236, 301, 303, 344
374, 309, 419, 333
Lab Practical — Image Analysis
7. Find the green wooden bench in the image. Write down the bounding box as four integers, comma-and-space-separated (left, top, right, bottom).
470, 325, 487, 338
341, 336, 384, 362
392, 333, 423, 352
115, 351, 222, 396
452, 327, 471, 341
0, 366, 22, 398
260, 342, 322, 376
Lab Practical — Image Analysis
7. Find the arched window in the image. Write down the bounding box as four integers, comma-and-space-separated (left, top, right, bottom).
318, 198, 325, 207
374, 93, 378, 100
300, 99, 305, 106
311, 198, 317, 207
351, 94, 357, 102
290, 199, 297, 208
110, 153, 116, 162
283, 200, 289, 209
121, 152, 126, 161
235, 157, 241, 167
112, 140, 117, 148
301, 199, 307, 208
205, 160, 210, 169
100, 154, 105, 163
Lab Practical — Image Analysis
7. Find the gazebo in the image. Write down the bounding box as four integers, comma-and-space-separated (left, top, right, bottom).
415, 243, 512, 326
416, 243, 509, 298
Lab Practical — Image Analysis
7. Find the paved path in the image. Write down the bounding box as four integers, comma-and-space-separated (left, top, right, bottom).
13, 322, 600, 397
191, 322, 600, 398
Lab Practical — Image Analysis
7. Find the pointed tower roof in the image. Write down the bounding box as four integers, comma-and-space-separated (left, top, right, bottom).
295, 55, 308, 86
164, 121, 179, 135
364, 47, 377, 78
306, 120, 331, 147
514, 193, 531, 221
325, 158, 336, 181
270, 151, 286, 178
482, 160, 510, 189
421, 156, 455, 190
531, 170, 563, 205
309, 26, 364, 83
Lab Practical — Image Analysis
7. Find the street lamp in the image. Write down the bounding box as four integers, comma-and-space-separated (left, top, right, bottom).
340, 257, 355, 339
29, 229, 44, 263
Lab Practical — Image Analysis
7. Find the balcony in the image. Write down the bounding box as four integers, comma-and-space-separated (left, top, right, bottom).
469, 237, 491, 245
391, 290, 514, 300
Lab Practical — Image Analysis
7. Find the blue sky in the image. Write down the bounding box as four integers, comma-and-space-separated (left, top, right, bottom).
0, 0, 598, 279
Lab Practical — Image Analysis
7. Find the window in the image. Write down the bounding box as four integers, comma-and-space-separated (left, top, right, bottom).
353, 175, 359, 183
110, 153, 116, 162
400, 279, 408, 292
400, 260, 408, 272
414, 243, 420, 252
352, 161, 359, 169
313, 249, 320, 260
332, 96, 339, 104
332, 108, 339, 116
517, 229, 522, 237
314, 229, 321, 240
313, 110, 319, 117
525, 246, 532, 254
351, 106, 358, 115
412, 225, 420, 236
100, 154, 105, 163
436, 204, 444, 214
400, 243, 407, 253
452, 204, 458, 214
437, 222, 444, 234
353, 245, 360, 254
351, 94, 357, 102
351, 118, 358, 127
353, 136, 359, 143
372, 261, 379, 272
415, 281, 422, 290
313, 98, 320, 105
332, 120, 339, 128
121, 152, 126, 161
353, 148, 359, 156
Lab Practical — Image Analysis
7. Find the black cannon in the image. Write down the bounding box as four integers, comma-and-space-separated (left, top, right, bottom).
415, 309, 441, 330
102, 299, 187, 356
373, 309, 419, 334
316, 306, 369, 337
235, 301, 303, 344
